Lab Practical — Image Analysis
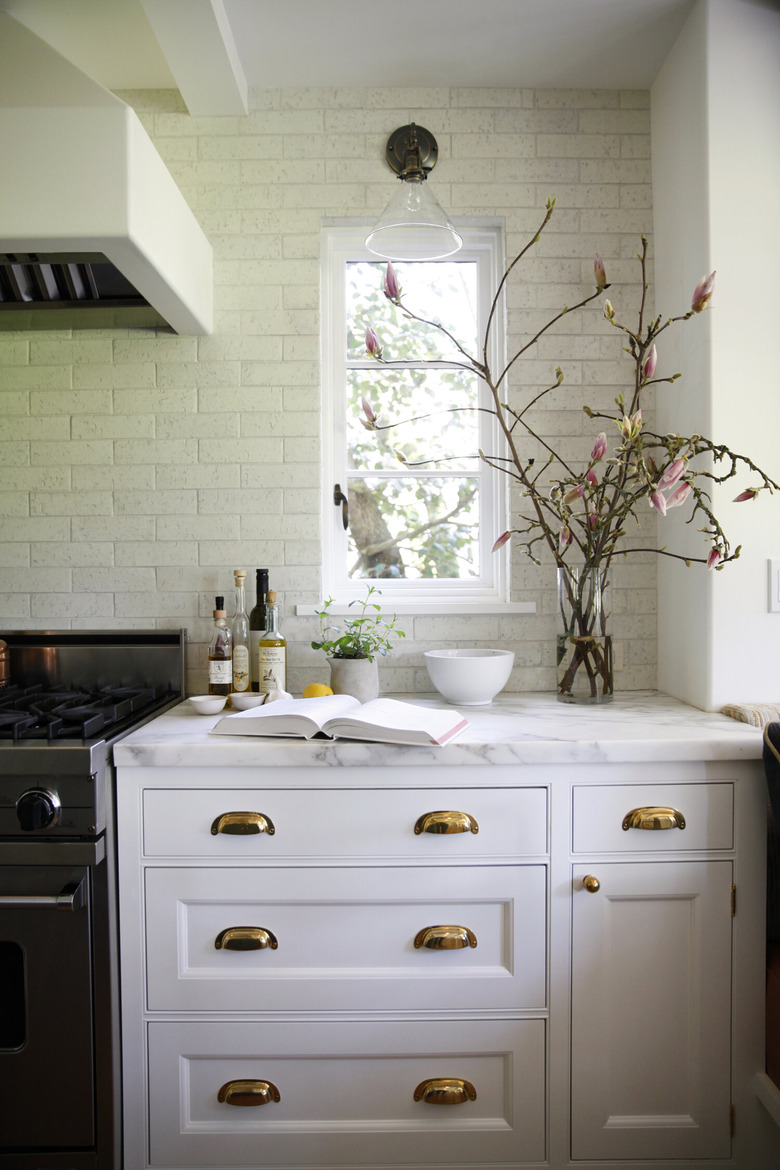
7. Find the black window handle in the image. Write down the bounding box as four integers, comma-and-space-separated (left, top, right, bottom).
334, 484, 349, 530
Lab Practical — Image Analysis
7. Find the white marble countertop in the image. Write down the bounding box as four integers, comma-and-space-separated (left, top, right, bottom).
113, 691, 764, 768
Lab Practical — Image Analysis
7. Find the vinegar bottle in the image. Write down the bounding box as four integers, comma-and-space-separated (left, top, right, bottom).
208, 596, 232, 696
231, 570, 250, 694
257, 589, 287, 696
248, 568, 269, 692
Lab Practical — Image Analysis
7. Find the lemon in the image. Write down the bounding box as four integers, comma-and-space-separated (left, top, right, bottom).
302, 682, 334, 698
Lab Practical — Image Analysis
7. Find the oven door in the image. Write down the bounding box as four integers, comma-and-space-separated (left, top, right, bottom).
0, 864, 95, 1150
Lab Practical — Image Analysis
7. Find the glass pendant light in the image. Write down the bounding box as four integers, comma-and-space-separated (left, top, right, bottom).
365, 124, 463, 262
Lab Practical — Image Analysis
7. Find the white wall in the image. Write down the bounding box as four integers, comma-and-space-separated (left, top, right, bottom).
653, 0, 780, 708
1, 86, 656, 696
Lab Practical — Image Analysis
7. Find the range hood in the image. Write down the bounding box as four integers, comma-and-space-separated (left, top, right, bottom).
0, 12, 212, 334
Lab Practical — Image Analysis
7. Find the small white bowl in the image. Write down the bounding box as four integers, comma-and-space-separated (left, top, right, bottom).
229, 692, 265, 710
424, 648, 514, 706
189, 694, 227, 715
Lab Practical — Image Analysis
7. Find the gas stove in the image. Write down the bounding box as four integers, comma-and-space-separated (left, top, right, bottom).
0, 629, 185, 1169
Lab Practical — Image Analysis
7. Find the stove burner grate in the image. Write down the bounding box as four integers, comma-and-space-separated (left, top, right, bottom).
0, 682, 170, 741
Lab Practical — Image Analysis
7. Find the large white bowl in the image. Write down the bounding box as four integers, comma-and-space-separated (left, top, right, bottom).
424, 648, 515, 706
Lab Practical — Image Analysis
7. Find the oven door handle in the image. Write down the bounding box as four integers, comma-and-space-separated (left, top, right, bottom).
0, 873, 86, 911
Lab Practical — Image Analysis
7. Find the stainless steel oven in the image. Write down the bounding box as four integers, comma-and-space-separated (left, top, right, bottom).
0, 630, 185, 1169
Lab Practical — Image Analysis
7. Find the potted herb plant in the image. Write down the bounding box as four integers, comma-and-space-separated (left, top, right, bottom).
311, 585, 405, 701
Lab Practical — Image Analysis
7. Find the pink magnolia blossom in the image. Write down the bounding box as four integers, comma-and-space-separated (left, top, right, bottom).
588, 512, 598, 530
594, 253, 607, 291
649, 489, 667, 517
691, 271, 716, 313
361, 397, 376, 423
666, 481, 692, 509
491, 531, 512, 553
365, 326, 382, 359
642, 344, 657, 380
620, 409, 642, 442
585, 468, 598, 487
563, 483, 585, 506
558, 525, 573, 554
658, 458, 686, 491
591, 432, 607, 461
707, 547, 723, 570
383, 262, 401, 302
734, 487, 759, 503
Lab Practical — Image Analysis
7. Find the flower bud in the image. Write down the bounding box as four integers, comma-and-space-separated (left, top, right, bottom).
658, 458, 685, 491
604, 299, 615, 322
733, 487, 759, 503
563, 483, 585, 506
591, 432, 607, 461
491, 531, 512, 553
650, 489, 667, 517
665, 481, 692, 509
365, 326, 382, 359
558, 525, 573, 554
586, 468, 598, 487
383, 262, 401, 302
691, 271, 716, 313
594, 253, 607, 291
642, 344, 657, 380
361, 397, 376, 424
707, 547, 722, 570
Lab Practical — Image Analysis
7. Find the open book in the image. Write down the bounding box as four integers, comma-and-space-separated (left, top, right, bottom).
210, 694, 469, 746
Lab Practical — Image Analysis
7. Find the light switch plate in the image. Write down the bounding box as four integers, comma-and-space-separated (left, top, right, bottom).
768, 559, 780, 612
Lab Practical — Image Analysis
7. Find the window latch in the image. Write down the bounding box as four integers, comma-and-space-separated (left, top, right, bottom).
333, 484, 349, 530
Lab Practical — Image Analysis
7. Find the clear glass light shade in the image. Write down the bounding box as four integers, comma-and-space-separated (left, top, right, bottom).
365, 179, 463, 261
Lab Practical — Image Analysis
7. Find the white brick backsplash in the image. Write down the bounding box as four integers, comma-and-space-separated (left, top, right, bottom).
0, 85, 657, 694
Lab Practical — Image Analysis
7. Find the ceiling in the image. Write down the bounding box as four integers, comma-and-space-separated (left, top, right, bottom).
0, 0, 696, 115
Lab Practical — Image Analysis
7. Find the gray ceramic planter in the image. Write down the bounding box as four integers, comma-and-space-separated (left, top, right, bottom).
328, 656, 379, 702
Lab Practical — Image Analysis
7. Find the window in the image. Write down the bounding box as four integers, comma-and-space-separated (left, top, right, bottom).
321, 224, 509, 610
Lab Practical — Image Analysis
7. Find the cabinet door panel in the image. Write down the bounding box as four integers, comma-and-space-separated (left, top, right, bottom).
147, 1018, 546, 1167
571, 860, 732, 1161
145, 864, 546, 1011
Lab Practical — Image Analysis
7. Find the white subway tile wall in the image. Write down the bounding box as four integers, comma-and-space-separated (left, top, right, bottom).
0, 87, 656, 697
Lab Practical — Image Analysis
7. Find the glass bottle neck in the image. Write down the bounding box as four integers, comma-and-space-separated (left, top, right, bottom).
265, 605, 280, 634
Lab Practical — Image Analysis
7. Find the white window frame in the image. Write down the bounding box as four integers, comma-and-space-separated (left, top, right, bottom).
318, 222, 527, 615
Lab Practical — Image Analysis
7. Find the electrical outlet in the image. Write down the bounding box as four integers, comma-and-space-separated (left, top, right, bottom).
768, 560, 780, 612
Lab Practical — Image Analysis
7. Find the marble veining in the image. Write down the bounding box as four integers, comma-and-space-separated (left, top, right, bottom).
113, 691, 763, 768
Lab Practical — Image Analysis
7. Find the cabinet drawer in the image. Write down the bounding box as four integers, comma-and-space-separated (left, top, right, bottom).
147, 1018, 546, 1167
573, 783, 734, 852
145, 863, 546, 1012
142, 786, 547, 859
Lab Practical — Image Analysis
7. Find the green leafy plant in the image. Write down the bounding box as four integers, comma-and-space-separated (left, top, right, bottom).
311, 585, 405, 661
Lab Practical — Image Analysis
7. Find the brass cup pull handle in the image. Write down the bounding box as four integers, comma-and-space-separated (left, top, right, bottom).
215, 926, 278, 951
622, 805, 686, 832
211, 811, 275, 836
414, 1078, 477, 1105
582, 874, 600, 893
218, 1079, 280, 1107
414, 810, 479, 836
414, 925, 478, 950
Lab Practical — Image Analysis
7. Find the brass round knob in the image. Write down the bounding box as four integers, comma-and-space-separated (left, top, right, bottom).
582, 874, 600, 893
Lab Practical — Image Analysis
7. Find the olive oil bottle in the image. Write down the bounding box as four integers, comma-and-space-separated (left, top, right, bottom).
257, 589, 286, 696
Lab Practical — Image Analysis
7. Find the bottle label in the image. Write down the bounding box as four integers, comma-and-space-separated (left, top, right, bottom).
258, 646, 286, 694
232, 645, 250, 691
209, 659, 232, 685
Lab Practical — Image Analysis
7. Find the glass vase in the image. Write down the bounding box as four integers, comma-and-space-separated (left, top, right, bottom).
556, 564, 613, 704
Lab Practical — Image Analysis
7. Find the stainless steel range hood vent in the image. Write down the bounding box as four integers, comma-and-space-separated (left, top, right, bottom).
0, 13, 212, 334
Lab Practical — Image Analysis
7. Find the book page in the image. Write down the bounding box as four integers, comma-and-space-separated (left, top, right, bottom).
322, 697, 468, 745
211, 693, 361, 736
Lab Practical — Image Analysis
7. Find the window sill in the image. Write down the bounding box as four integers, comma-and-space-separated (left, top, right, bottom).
296, 601, 536, 617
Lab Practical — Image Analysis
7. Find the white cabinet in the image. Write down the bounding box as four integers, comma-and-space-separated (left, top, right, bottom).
117, 754, 779, 1170
571, 860, 733, 1160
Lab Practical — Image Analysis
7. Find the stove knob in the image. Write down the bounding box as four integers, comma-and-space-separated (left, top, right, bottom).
16, 788, 61, 832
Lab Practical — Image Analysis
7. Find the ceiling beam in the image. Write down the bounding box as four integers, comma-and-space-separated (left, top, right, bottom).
141, 0, 247, 116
